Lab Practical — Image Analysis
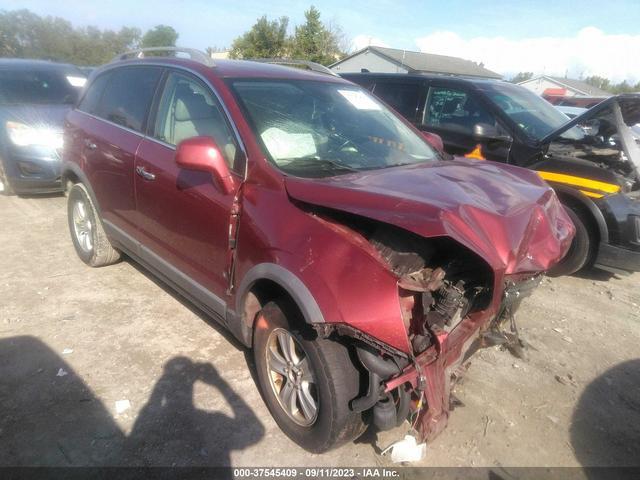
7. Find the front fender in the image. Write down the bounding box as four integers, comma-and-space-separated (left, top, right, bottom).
232, 185, 412, 353
236, 262, 325, 326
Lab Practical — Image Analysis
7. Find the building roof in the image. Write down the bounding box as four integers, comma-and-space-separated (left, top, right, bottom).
519, 75, 611, 97
330, 46, 502, 79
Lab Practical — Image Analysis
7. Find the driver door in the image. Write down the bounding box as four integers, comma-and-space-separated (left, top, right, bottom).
134, 70, 244, 310
420, 85, 510, 162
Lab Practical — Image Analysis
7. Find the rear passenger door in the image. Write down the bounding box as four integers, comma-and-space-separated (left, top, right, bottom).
75, 66, 162, 236
134, 70, 244, 309
371, 81, 424, 123
420, 85, 509, 162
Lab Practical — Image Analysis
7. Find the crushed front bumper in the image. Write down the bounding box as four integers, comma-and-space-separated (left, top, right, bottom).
385, 274, 542, 442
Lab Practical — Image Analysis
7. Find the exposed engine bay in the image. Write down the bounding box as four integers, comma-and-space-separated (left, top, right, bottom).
547, 99, 640, 191
310, 210, 540, 439
368, 224, 493, 356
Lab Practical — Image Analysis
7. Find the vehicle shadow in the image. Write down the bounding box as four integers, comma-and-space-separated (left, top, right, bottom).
0, 336, 264, 470
14, 191, 65, 200
570, 359, 640, 467
124, 256, 244, 350
572, 267, 616, 282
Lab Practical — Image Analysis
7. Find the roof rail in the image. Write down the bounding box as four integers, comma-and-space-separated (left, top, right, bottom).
250, 58, 338, 76
110, 47, 215, 67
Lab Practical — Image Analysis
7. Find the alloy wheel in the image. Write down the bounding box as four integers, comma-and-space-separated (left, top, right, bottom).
265, 328, 319, 426
72, 200, 93, 253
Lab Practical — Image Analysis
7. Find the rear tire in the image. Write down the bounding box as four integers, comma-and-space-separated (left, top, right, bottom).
253, 300, 366, 452
0, 158, 15, 196
67, 183, 120, 267
548, 206, 593, 276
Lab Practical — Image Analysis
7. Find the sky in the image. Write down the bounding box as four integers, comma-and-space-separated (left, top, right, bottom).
5, 0, 640, 82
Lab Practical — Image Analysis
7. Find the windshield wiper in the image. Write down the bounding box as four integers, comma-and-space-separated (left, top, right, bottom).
285, 157, 360, 172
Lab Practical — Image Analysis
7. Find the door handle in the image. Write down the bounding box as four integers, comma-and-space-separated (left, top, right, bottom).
84, 139, 97, 150
136, 165, 156, 181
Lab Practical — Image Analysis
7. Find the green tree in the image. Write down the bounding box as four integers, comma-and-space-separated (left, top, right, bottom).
291, 6, 344, 65
510, 72, 534, 83
610, 80, 634, 94
0, 9, 141, 65
229, 15, 289, 59
140, 25, 178, 48
584, 75, 611, 91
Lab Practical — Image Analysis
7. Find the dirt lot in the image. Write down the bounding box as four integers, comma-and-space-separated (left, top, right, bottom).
0, 193, 639, 468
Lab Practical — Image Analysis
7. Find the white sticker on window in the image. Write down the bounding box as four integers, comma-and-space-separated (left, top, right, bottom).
261, 127, 317, 161
66, 76, 86, 87
338, 89, 381, 111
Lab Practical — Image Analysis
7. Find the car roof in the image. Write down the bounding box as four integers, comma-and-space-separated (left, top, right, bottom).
0, 58, 83, 72
340, 72, 506, 87
101, 57, 348, 84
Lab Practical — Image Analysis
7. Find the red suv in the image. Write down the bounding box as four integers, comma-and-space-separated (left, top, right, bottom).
62, 48, 573, 452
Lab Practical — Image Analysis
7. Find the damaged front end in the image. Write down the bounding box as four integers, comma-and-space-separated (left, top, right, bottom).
364, 228, 543, 442
386, 271, 542, 442
285, 160, 573, 443
316, 222, 545, 442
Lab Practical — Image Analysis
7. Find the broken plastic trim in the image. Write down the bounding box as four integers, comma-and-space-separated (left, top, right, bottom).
314, 322, 410, 359
481, 274, 543, 358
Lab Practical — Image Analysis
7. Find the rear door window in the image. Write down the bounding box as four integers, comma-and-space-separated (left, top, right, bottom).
372, 82, 421, 121
95, 67, 162, 132
424, 87, 496, 134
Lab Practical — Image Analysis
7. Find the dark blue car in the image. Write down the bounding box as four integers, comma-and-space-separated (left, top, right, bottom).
0, 59, 86, 195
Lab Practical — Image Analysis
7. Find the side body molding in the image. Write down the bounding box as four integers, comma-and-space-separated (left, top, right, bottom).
235, 263, 326, 328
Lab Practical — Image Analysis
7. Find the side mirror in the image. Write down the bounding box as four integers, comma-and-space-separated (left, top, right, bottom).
473, 123, 512, 143
421, 131, 444, 153
175, 136, 236, 194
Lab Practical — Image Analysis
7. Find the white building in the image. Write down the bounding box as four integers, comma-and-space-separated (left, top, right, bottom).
518, 75, 610, 98
330, 46, 501, 79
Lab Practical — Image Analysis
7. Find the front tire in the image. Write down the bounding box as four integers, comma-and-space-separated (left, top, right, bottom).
253, 300, 366, 452
0, 157, 15, 196
67, 183, 120, 267
548, 206, 593, 276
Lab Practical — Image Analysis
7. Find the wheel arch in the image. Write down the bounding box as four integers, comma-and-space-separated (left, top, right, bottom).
61, 162, 102, 215
229, 263, 326, 348
553, 184, 608, 245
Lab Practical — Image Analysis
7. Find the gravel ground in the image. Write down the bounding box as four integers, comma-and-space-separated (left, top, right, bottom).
0, 193, 639, 468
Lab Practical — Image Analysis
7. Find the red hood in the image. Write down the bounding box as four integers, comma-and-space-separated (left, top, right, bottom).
285, 159, 574, 274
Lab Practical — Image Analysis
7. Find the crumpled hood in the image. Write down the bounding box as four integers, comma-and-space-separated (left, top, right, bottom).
285, 159, 575, 274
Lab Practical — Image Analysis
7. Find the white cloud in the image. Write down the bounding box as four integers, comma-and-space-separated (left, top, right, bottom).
415, 27, 640, 83
351, 34, 390, 51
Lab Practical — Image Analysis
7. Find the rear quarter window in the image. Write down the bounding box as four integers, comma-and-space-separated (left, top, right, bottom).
93, 67, 162, 132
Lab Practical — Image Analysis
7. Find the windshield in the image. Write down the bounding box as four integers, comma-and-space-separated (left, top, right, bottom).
230, 79, 437, 177
0, 68, 85, 105
483, 83, 583, 142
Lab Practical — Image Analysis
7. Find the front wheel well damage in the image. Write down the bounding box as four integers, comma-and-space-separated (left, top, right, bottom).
241, 279, 372, 418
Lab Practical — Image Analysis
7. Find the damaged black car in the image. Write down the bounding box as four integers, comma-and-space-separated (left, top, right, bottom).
342, 73, 640, 277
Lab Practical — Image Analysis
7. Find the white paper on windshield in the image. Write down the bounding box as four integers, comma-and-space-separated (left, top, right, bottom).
66, 76, 87, 87
261, 127, 317, 161
338, 89, 381, 111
